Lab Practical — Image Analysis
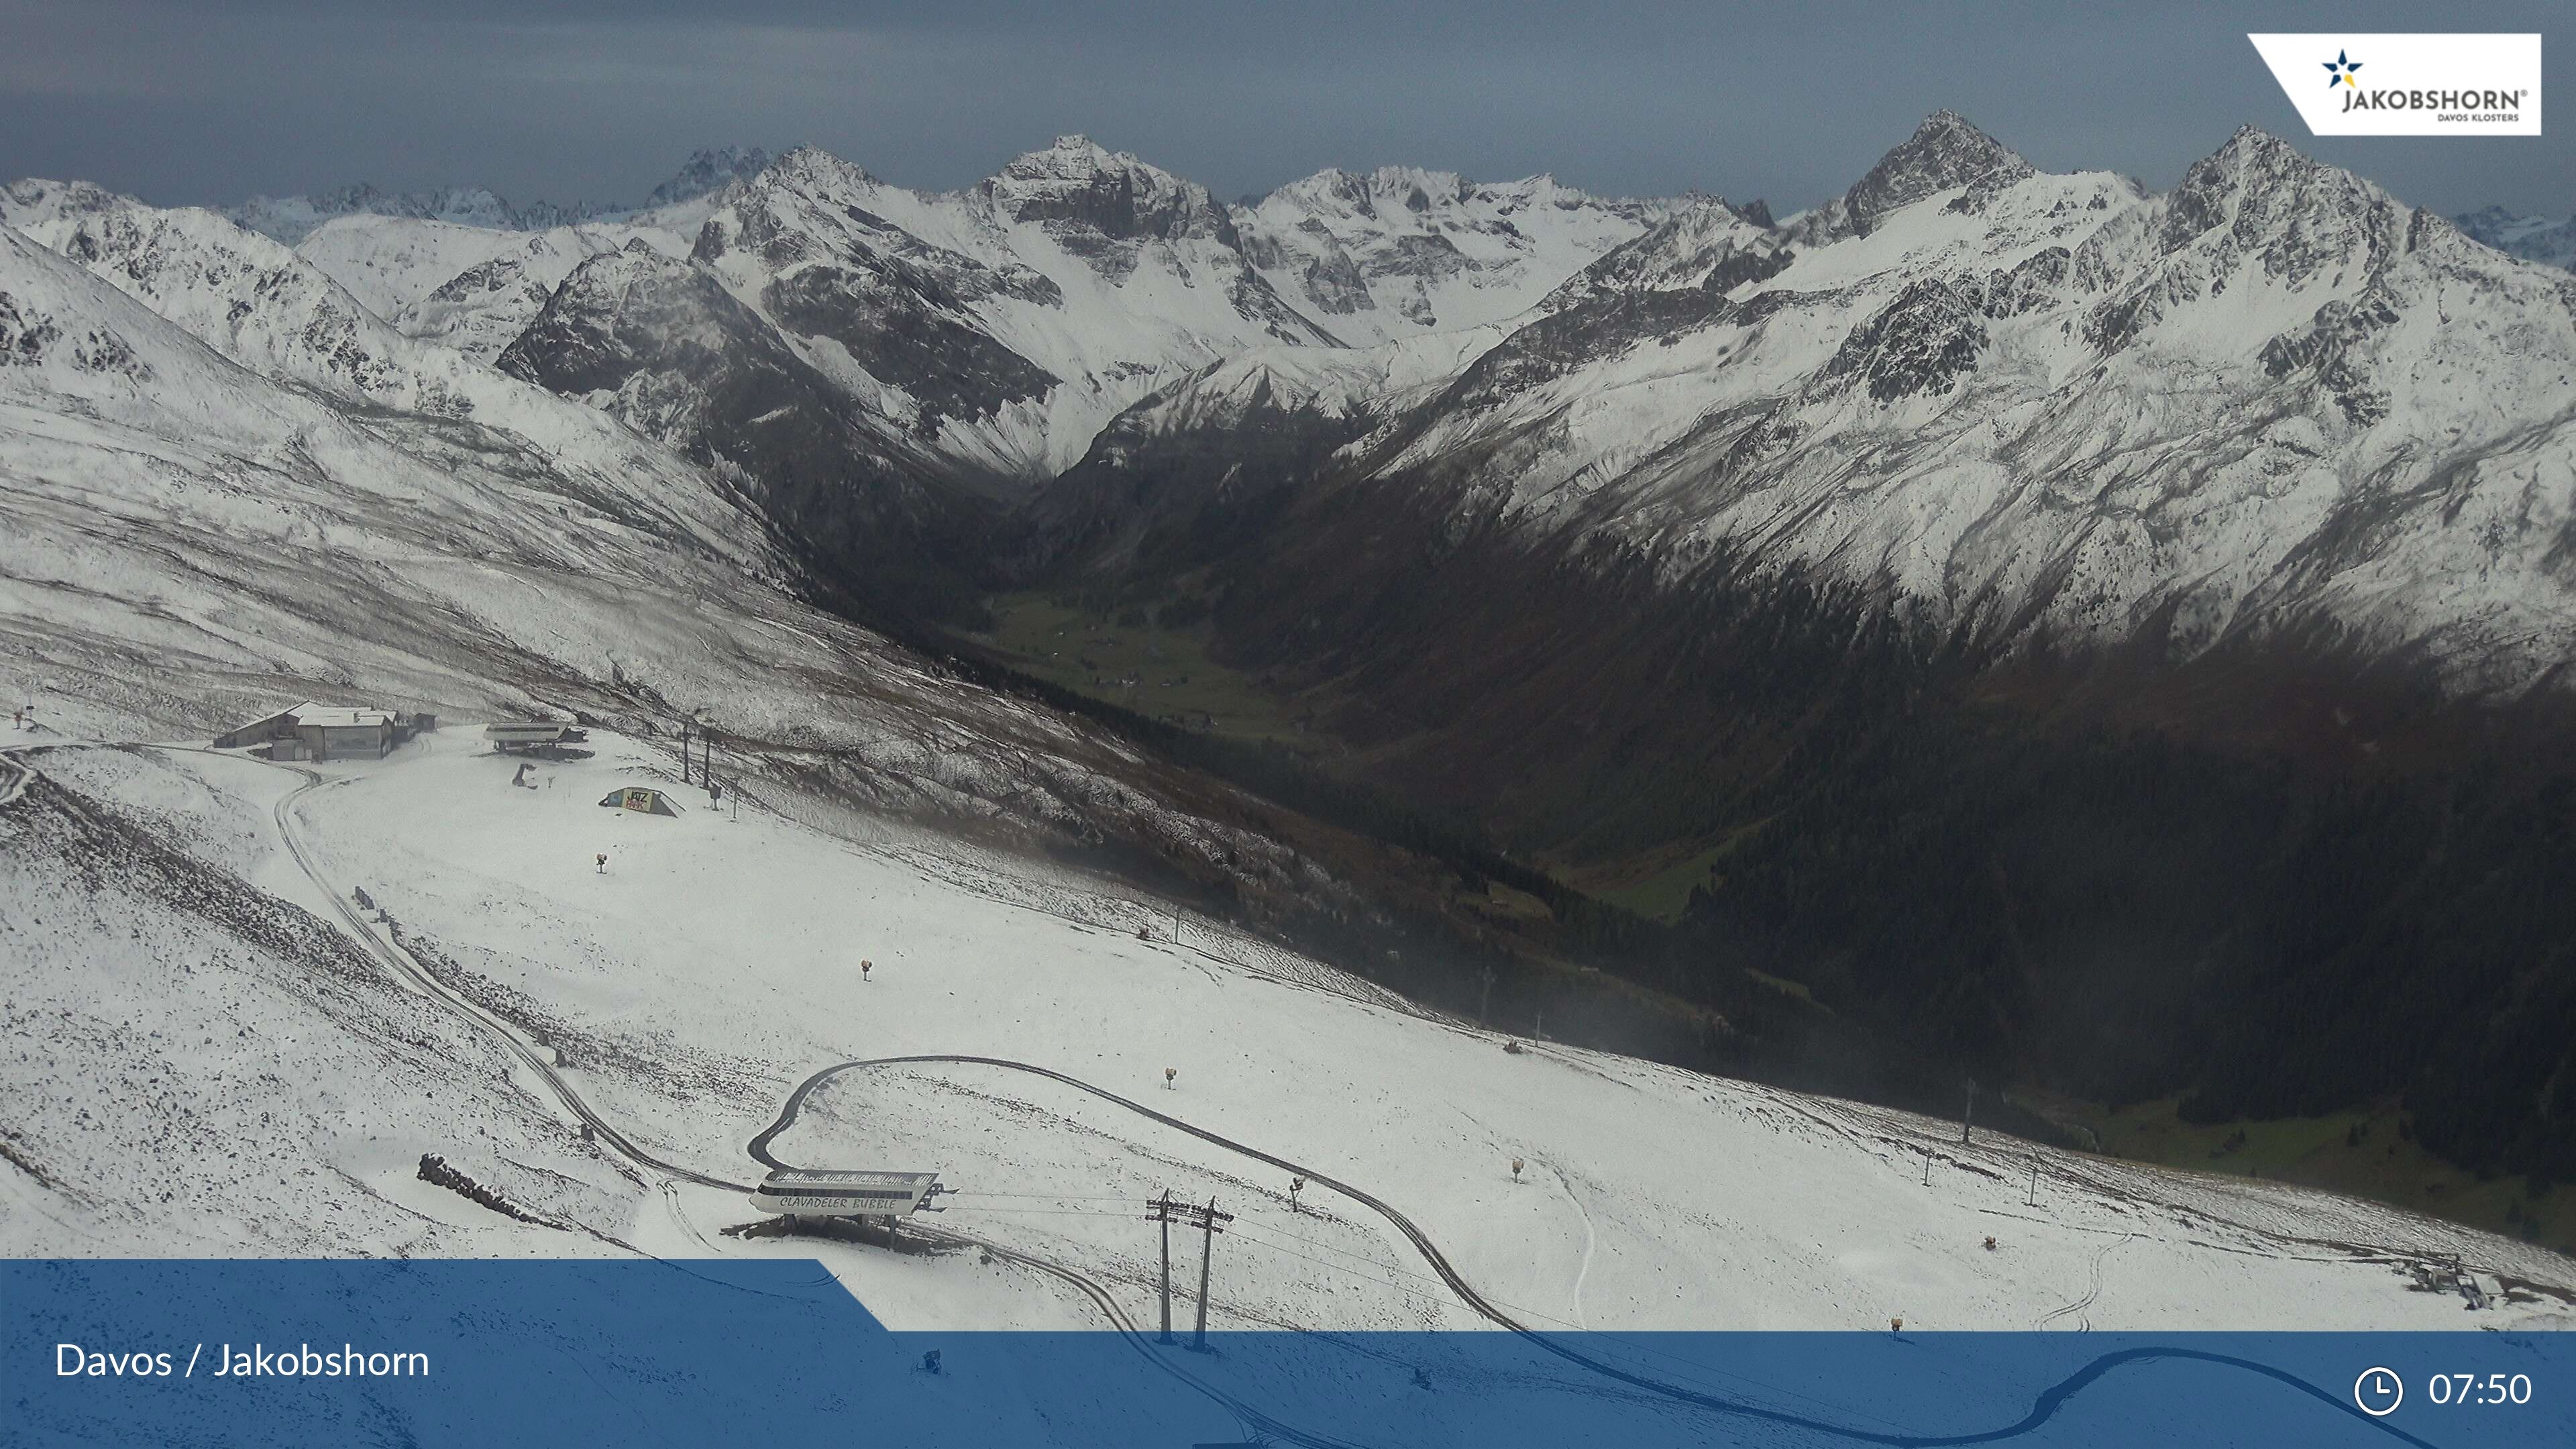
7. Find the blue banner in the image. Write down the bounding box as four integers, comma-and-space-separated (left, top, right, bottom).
5, 1260, 2565, 1446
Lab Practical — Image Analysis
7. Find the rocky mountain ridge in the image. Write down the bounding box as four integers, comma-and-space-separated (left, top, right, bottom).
1038, 115, 2576, 700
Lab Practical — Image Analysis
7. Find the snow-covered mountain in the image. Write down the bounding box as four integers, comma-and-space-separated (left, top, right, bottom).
78, 125, 2570, 700
477, 138, 1656, 494
27, 115, 2576, 731
1002, 116, 2576, 1212
219, 146, 773, 246
2453, 203, 2576, 272
295, 217, 692, 364
1037, 113, 2576, 698
2, 176, 1024, 617
1236, 168, 1671, 346
14, 136, 1660, 653
0, 202, 768, 731
505, 138, 1339, 488
1020, 323, 1515, 574
1, 180, 724, 484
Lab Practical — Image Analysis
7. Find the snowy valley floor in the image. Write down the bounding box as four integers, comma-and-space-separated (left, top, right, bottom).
4, 724, 2572, 1344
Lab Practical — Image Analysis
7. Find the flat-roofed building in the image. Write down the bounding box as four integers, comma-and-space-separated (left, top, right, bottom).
286, 704, 396, 761
214, 700, 403, 760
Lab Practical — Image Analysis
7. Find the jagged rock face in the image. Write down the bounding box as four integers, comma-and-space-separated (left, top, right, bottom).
755, 258, 1061, 435
399, 250, 584, 362
985, 136, 1238, 246
502, 249, 781, 400
1540, 199, 1780, 307
500, 248, 930, 496
1819, 277, 1987, 402
496, 244, 989, 613
1796, 110, 2035, 242
685, 150, 1066, 438
2154, 127, 2394, 279
0, 179, 125, 231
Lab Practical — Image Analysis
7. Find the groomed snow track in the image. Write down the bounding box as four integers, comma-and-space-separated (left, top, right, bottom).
750, 1055, 1535, 1330
751, 1057, 2436, 1448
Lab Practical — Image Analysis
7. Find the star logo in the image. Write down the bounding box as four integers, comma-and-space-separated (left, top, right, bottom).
2322, 49, 2363, 89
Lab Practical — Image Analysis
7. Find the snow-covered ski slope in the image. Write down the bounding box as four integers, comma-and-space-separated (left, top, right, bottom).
6, 729, 2569, 1336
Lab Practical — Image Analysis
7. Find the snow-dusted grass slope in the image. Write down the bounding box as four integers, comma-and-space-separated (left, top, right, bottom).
6, 730, 2568, 1336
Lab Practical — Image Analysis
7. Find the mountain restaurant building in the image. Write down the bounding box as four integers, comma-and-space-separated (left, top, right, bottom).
214, 701, 408, 761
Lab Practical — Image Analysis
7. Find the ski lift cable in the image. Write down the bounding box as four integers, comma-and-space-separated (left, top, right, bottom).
952, 1203, 1134, 1214
937, 1185, 1138, 1196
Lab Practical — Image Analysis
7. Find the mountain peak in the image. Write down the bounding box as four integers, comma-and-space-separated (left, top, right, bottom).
2212, 123, 2306, 165
988, 136, 1229, 243
1915, 108, 1986, 141
1000, 134, 1179, 188
2190, 125, 2345, 195
2157, 125, 2383, 255
759, 145, 878, 192
1832, 110, 2031, 237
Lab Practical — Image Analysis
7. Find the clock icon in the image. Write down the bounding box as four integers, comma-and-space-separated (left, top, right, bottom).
2355, 1366, 2405, 1417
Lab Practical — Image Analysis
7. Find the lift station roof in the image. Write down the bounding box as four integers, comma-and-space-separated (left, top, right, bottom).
750, 1169, 941, 1218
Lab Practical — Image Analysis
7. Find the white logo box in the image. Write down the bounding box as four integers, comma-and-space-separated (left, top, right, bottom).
2248, 33, 2542, 136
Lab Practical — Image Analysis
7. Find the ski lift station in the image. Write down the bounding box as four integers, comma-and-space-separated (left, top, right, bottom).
484, 720, 589, 756
751, 1169, 943, 1221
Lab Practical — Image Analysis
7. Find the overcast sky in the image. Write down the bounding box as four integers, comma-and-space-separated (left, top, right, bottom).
5, 1, 2567, 217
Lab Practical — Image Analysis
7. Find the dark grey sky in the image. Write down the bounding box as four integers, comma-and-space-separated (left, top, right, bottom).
5, 1, 2568, 217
